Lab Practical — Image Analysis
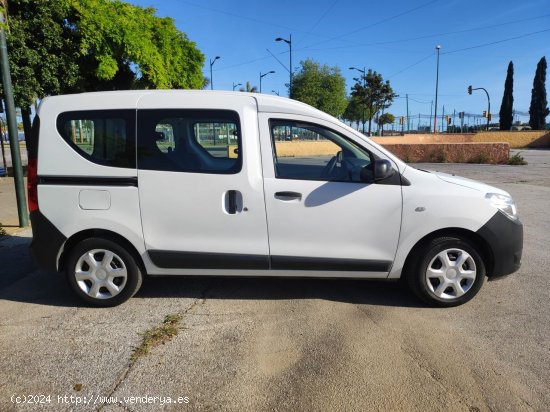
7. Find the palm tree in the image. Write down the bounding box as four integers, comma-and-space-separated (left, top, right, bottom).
239, 81, 258, 93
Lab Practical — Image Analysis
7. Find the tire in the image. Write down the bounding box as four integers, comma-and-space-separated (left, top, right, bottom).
65, 237, 143, 307
407, 236, 485, 307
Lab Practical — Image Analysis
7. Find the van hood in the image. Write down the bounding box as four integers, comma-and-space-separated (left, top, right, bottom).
432, 171, 510, 196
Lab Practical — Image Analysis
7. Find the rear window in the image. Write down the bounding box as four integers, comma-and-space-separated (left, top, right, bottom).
56, 110, 136, 168
137, 109, 241, 174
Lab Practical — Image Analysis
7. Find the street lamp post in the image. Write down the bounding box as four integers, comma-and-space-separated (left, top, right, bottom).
275, 35, 292, 96
260, 70, 275, 93
350, 66, 366, 134
433, 45, 441, 135
429, 100, 433, 132
468, 85, 491, 131
209, 56, 220, 90
232, 82, 242, 91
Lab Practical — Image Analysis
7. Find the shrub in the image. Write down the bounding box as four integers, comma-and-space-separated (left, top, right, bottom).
469, 153, 490, 164
508, 152, 528, 165
436, 149, 447, 163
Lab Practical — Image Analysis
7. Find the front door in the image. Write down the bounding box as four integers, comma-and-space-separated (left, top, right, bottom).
259, 114, 402, 277
137, 95, 269, 273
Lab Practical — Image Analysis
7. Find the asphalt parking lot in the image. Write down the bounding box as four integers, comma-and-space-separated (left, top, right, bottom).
0, 149, 549, 411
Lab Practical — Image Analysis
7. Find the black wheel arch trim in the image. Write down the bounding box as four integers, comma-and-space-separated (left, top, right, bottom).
59, 229, 146, 275
30, 210, 67, 273
402, 214, 522, 282
402, 227, 494, 280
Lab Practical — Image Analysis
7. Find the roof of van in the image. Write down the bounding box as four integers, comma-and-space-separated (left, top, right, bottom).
42, 90, 337, 123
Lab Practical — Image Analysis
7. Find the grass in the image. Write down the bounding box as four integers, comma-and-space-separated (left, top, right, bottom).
131, 314, 182, 362
434, 149, 447, 163
469, 153, 490, 164
0, 223, 6, 237
508, 152, 528, 165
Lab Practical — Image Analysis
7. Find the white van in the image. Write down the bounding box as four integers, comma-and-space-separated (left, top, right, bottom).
27, 91, 522, 307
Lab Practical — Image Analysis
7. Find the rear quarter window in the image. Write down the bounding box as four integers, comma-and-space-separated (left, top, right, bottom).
56, 110, 136, 168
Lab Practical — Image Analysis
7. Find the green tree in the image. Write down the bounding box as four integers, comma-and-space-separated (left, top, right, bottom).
290, 59, 348, 118
342, 96, 363, 129
529, 56, 549, 130
3, 0, 80, 135
3, 0, 206, 139
499, 61, 514, 130
351, 70, 397, 136
377, 113, 395, 136
239, 81, 258, 93
68, 0, 205, 90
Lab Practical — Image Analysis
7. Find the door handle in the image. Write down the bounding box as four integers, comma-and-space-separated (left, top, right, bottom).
274, 191, 302, 201
227, 190, 238, 214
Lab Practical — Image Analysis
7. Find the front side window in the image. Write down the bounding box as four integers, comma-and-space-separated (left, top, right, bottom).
56, 110, 136, 168
137, 110, 241, 174
270, 120, 374, 182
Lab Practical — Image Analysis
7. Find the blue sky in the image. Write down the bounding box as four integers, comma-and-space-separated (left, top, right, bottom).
130, 0, 549, 125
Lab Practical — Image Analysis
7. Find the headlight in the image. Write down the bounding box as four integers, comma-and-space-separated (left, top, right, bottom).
485, 193, 518, 220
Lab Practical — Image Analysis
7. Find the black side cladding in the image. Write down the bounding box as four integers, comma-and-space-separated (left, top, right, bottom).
148, 250, 269, 270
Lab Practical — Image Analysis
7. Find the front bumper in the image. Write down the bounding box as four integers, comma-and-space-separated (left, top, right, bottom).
476, 210, 523, 278
30, 210, 67, 272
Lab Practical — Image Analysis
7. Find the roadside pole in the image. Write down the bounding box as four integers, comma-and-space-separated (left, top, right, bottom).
429, 100, 433, 132
406, 94, 409, 132
0, 11, 28, 227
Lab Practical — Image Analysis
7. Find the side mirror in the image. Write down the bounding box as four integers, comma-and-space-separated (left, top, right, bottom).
373, 159, 394, 181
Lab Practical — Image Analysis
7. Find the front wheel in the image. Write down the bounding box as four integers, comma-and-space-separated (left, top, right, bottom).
407, 237, 485, 307
66, 238, 143, 307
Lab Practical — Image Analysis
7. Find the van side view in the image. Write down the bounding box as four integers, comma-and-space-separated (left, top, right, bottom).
27, 91, 523, 307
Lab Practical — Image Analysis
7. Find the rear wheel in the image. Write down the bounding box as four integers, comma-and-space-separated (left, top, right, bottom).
66, 238, 142, 307
407, 237, 485, 307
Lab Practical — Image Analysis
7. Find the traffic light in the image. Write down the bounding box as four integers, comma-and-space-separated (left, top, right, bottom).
399, 116, 404, 125
483, 110, 487, 118
488, 113, 492, 121
447, 116, 452, 125
468, 85, 472, 95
